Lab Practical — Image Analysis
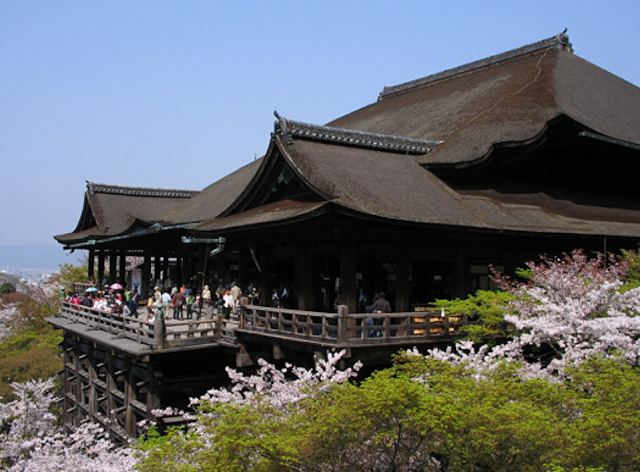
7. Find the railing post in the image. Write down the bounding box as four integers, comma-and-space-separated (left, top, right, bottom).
216, 314, 223, 339
239, 297, 248, 329
337, 305, 349, 345
153, 305, 165, 350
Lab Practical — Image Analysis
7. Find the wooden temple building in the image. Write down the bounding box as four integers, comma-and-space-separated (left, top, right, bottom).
50, 32, 640, 441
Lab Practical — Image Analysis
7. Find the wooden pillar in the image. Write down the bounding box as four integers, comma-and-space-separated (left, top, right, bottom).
395, 253, 410, 312
238, 246, 247, 287
87, 344, 97, 419
184, 253, 192, 288
105, 351, 117, 437
119, 251, 126, 285
454, 246, 467, 299
162, 257, 169, 288
142, 253, 151, 299
198, 247, 207, 292
109, 252, 117, 285
216, 253, 226, 286
295, 247, 312, 310
97, 251, 105, 289
124, 361, 137, 437
146, 363, 161, 414
260, 246, 272, 306
88, 250, 95, 282
72, 345, 83, 427
175, 255, 183, 287
340, 245, 357, 313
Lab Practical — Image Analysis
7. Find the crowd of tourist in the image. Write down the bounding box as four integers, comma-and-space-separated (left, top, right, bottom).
65, 279, 265, 324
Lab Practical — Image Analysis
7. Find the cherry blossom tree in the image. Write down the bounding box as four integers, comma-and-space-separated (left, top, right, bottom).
0, 378, 135, 472
0, 303, 20, 341
426, 250, 640, 379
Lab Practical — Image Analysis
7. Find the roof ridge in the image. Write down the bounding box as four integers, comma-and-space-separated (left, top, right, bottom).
273, 113, 441, 155
378, 31, 573, 100
86, 181, 198, 198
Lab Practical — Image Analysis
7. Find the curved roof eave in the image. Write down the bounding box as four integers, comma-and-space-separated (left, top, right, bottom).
219, 134, 335, 217
327, 44, 640, 168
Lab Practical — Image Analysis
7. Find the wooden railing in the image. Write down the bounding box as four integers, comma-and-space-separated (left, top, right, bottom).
238, 304, 468, 347
58, 301, 226, 350
72, 282, 96, 294
58, 299, 469, 351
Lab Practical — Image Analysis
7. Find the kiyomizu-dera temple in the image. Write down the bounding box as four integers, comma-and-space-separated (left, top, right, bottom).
50, 31, 640, 440
56, 32, 640, 312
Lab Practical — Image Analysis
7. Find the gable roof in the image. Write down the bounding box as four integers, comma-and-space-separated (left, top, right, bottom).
54, 182, 198, 244
326, 32, 640, 169
55, 32, 640, 247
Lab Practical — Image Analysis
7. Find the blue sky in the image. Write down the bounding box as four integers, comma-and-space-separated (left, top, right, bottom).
2, 1, 640, 250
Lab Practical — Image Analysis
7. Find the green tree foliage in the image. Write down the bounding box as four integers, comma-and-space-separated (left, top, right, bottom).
0, 283, 16, 295
435, 290, 514, 344
0, 290, 62, 401
621, 249, 640, 290
49, 262, 89, 296
136, 354, 640, 472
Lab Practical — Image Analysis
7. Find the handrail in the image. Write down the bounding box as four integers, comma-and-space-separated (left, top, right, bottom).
72, 282, 96, 294
57, 301, 228, 350
57, 300, 469, 351
238, 303, 468, 347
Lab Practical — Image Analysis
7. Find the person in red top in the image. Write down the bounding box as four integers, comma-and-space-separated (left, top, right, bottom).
172, 289, 185, 320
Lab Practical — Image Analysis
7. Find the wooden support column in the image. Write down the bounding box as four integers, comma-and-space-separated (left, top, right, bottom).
238, 246, 247, 287
146, 363, 161, 414
198, 247, 207, 292
395, 253, 410, 312
340, 245, 357, 313
142, 253, 151, 299
295, 247, 313, 311
97, 251, 105, 289
454, 247, 467, 299
162, 257, 169, 288
105, 351, 117, 437
109, 252, 117, 285
72, 345, 83, 427
184, 253, 192, 288
175, 255, 183, 287
216, 252, 226, 285
260, 246, 272, 307
119, 251, 126, 285
87, 344, 98, 419
124, 361, 137, 437
88, 250, 95, 282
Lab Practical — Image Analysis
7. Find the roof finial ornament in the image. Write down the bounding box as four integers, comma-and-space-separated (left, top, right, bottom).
555, 28, 572, 52
273, 111, 293, 144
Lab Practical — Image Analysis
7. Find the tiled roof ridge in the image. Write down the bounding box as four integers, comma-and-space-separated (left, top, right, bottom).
378, 31, 573, 100
86, 181, 198, 198
273, 112, 441, 155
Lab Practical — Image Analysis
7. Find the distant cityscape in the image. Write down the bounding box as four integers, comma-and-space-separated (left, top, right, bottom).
1, 266, 57, 285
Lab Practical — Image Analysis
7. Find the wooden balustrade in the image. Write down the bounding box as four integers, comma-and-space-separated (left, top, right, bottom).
239, 304, 468, 346
58, 301, 227, 350
58, 300, 468, 351
72, 282, 96, 294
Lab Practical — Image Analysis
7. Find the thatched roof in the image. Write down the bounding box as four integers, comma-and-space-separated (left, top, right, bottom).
56, 32, 640, 247
54, 182, 198, 244
326, 33, 640, 169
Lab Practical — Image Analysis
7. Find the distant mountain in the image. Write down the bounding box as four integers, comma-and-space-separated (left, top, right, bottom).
0, 243, 85, 272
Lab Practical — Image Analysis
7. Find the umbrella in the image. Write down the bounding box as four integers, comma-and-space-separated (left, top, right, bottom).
85, 287, 98, 292
110, 283, 123, 290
